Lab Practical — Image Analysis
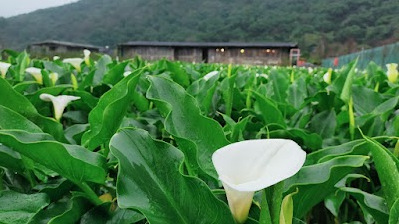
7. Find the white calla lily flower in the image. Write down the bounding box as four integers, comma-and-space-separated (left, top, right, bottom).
212, 139, 306, 223
25, 67, 43, 84
123, 71, 132, 77
386, 63, 398, 83
0, 62, 11, 78
53, 56, 60, 61
203, 71, 218, 80
63, 58, 84, 72
83, 49, 91, 66
323, 68, 333, 84
39, 93, 80, 121
50, 73, 59, 85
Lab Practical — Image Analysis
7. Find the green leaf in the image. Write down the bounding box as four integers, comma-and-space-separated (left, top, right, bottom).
0, 190, 49, 224
0, 130, 107, 184
82, 69, 141, 150
324, 191, 345, 217
287, 76, 307, 109
109, 128, 235, 224
340, 58, 358, 103
308, 109, 336, 139
165, 60, 190, 87
0, 78, 65, 141
280, 190, 297, 224
0, 145, 24, 172
80, 203, 144, 224
253, 91, 287, 128
269, 69, 289, 103
102, 61, 128, 86
340, 187, 389, 224
0, 105, 43, 133
390, 199, 399, 224
92, 55, 113, 86
362, 136, 399, 209
147, 76, 229, 179
283, 155, 368, 218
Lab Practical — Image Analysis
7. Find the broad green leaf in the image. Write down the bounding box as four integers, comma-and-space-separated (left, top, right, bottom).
48, 196, 91, 224
80, 203, 144, 224
82, 69, 141, 150
92, 54, 113, 86
0, 105, 42, 133
253, 91, 287, 128
269, 69, 289, 103
0, 145, 24, 172
283, 155, 368, 218
147, 76, 229, 179
352, 85, 383, 115
0, 78, 65, 141
362, 136, 399, 209
287, 76, 307, 109
308, 109, 336, 139
221, 74, 237, 117
0, 130, 107, 184
324, 191, 345, 217
268, 128, 322, 151
187, 73, 219, 115
102, 61, 128, 86
339, 187, 389, 224
109, 128, 235, 224
340, 58, 358, 103
0, 190, 49, 224
165, 60, 190, 87
390, 199, 399, 224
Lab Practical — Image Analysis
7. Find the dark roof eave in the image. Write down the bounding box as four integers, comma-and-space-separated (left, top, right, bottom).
118, 41, 298, 48
30, 40, 101, 50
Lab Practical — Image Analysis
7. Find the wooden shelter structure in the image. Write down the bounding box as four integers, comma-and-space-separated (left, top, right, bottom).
28, 40, 101, 57
118, 41, 298, 65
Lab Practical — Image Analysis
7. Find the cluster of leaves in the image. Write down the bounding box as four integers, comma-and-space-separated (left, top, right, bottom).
0, 50, 398, 224
0, 0, 398, 61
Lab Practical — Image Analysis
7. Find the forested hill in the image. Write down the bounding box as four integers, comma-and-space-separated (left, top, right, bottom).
0, 0, 398, 61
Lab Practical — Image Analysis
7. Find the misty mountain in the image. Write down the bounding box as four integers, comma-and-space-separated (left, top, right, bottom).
0, 0, 398, 61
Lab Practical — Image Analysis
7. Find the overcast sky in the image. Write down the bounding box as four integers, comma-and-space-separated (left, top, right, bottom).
0, 0, 79, 18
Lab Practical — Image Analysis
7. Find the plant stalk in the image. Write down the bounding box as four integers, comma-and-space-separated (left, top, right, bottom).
259, 189, 273, 224
75, 181, 103, 206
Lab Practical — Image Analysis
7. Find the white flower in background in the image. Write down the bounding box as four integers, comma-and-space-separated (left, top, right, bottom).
386, 63, 398, 83
39, 93, 80, 121
0, 62, 11, 78
323, 68, 333, 84
83, 49, 91, 66
307, 67, 314, 74
53, 56, 60, 61
123, 71, 132, 77
212, 139, 306, 223
25, 67, 43, 84
203, 71, 218, 80
255, 73, 268, 79
63, 58, 84, 72
50, 73, 59, 85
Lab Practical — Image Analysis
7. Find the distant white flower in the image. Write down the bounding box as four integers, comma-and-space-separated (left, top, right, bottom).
386, 63, 398, 83
203, 71, 218, 80
83, 49, 91, 66
25, 67, 43, 84
323, 68, 333, 84
0, 62, 11, 78
63, 58, 84, 72
53, 56, 60, 61
256, 73, 268, 79
50, 73, 58, 85
123, 71, 132, 77
308, 67, 314, 74
39, 93, 80, 121
212, 139, 306, 223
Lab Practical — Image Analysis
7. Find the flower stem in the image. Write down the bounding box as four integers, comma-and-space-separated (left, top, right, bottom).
75, 181, 103, 206
259, 189, 272, 224
348, 97, 355, 140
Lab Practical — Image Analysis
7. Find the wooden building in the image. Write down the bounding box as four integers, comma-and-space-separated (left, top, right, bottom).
118, 41, 298, 65
28, 40, 101, 58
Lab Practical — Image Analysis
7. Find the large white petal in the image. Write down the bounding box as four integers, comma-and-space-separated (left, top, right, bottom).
63, 58, 84, 72
40, 93, 80, 121
213, 139, 306, 191
203, 71, 218, 80
25, 67, 43, 84
0, 62, 11, 78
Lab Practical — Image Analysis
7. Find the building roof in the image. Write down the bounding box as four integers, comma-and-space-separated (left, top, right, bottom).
30, 40, 101, 50
119, 41, 298, 48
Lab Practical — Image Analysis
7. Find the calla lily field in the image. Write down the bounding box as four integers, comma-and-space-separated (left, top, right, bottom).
0, 49, 398, 224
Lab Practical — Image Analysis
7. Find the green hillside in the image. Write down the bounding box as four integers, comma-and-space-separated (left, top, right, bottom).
0, 0, 398, 62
